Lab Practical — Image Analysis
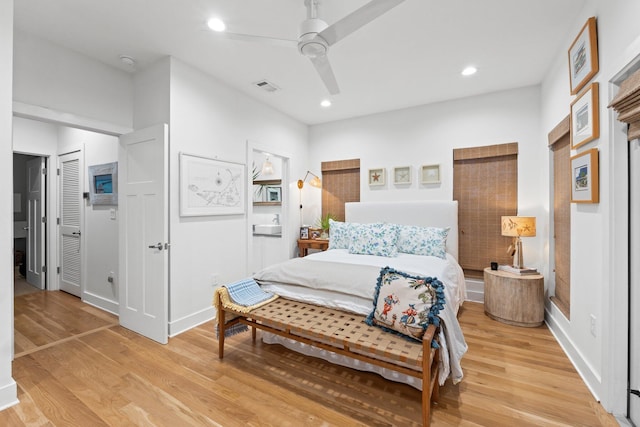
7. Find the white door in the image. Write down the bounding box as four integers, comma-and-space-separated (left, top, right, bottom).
119, 124, 169, 344
58, 151, 83, 297
26, 157, 46, 289
630, 138, 640, 424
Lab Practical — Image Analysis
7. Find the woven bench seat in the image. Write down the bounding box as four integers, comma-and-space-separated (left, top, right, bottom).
216, 293, 440, 426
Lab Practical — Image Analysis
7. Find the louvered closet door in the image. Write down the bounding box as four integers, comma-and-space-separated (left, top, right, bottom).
59, 151, 83, 297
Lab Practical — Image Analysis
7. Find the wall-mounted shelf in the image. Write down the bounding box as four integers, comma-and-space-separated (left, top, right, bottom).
253, 179, 281, 186
253, 201, 281, 206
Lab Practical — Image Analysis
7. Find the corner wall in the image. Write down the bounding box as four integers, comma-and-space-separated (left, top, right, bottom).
0, 0, 18, 410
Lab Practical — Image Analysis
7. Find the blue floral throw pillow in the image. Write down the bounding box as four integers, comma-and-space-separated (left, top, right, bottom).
348, 223, 399, 257
328, 219, 352, 250
365, 267, 445, 347
396, 225, 450, 259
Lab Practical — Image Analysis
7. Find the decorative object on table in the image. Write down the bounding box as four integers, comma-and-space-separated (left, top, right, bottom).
87, 161, 118, 205
316, 213, 336, 239
266, 186, 281, 202
420, 164, 441, 184
179, 152, 245, 216
490, 261, 498, 271
501, 216, 536, 270
498, 265, 538, 275
393, 166, 412, 185
368, 168, 385, 186
568, 17, 598, 95
570, 148, 599, 203
570, 82, 599, 149
300, 226, 309, 240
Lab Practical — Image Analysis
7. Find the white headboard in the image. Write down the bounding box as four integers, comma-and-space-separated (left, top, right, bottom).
345, 200, 459, 261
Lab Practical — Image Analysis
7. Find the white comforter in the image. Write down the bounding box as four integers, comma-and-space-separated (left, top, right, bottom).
254, 249, 468, 386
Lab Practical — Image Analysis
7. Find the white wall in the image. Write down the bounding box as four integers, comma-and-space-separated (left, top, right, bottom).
13, 31, 134, 131
0, 0, 18, 410
165, 58, 308, 335
309, 85, 547, 272
540, 0, 640, 414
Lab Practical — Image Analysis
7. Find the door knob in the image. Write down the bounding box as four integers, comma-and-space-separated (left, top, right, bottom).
72, 231, 81, 236
148, 242, 163, 250
23, 226, 29, 230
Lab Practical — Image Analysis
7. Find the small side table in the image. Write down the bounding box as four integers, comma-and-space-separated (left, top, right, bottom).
297, 239, 329, 257
483, 267, 544, 327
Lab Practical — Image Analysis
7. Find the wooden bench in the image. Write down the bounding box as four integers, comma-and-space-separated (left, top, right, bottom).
216, 293, 440, 426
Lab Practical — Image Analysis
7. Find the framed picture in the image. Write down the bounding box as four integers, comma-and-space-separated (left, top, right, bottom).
570, 148, 599, 203
568, 17, 599, 95
88, 162, 118, 205
300, 226, 309, 240
179, 152, 245, 216
393, 166, 412, 185
368, 168, 385, 186
570, 82, 599, 149
420, 164, 441, 184
266, 186, 281, 202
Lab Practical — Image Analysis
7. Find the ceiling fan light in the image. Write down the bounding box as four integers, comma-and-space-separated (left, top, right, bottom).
207, 17, 226, 32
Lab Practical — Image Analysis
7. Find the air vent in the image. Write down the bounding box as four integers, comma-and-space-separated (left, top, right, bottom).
254, 80, 280, 93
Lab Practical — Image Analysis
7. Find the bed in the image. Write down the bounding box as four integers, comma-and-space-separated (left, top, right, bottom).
253, 200, 468, 388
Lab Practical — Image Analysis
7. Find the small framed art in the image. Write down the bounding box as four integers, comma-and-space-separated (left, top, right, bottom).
570, 148, 599, 203
300, 226, 309, 240
368, 168, 385, 186
420, 164, 441, 184
568, 17, 599, 95
393, 166, 412, 185
570, 82, 599, 149
266, 186, 281, 202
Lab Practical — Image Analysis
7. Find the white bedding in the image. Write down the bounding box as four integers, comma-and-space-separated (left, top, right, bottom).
254, 249, 468, 386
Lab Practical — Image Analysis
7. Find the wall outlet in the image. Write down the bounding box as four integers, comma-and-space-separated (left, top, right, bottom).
211, 273, 220, 287
590, 314, 596, 337
107, 271, 115, 284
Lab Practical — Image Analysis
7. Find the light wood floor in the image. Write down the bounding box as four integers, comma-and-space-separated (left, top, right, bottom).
2, 291, 618, 426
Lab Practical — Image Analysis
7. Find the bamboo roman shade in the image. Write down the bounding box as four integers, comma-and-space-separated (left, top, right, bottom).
321, 159, 360, 221
609, 67, 640, 140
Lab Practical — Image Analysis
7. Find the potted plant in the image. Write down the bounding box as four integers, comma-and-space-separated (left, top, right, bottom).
316, 213, 336, 239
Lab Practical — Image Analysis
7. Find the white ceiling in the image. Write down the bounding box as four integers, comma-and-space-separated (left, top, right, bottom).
13, 0, 586, 125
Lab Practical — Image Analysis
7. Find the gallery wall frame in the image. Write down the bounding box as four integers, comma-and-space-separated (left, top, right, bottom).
568, 16, 599, 95
570, 82, 600, 149
570, 148, 599, 203
420, 164, 441, 184
368, 168, 385, 186
179, 152, 245, 216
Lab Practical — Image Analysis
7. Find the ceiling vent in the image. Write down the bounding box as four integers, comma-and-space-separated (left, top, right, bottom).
254, 80, 280, 93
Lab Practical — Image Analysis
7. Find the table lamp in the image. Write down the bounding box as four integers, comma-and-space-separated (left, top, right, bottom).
501, 216, 536, 269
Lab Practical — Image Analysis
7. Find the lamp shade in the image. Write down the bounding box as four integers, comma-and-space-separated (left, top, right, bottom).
297, 171, 322, 189
501, 216, 536, 237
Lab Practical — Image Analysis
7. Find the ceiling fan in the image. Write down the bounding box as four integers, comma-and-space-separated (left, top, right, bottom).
212, 0, 407, 95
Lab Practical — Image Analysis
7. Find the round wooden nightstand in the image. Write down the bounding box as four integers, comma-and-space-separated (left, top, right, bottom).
483, 267, 544, 327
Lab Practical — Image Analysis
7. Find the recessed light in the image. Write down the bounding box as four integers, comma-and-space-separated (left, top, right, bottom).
207, 17, 226, 32
320, 99, 331, 108
461, 66, 477, 76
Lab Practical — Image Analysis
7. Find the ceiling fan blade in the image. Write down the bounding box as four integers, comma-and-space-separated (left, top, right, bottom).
319, 0, 407, 46
214, 31, 298, 49
309, 55, 340, 95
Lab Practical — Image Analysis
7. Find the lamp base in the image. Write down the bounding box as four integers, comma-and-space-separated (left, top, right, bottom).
512, 237, 524, 269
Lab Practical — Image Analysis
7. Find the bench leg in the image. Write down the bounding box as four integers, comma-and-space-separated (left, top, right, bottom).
251, 326, 256, 342
218, 295, 225, 359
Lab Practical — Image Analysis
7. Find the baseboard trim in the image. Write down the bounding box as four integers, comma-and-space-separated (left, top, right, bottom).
82, 291, 118, 316
465, 277, 484, 303
169, 306, 215, 337
0, 379, 18, 411
545, 304, 602, 401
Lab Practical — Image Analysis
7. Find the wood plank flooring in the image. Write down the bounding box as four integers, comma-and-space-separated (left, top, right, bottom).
2, 291, 619, 426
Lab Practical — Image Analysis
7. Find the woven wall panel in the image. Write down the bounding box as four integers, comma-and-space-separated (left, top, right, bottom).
321, 159, 361, 221
453, 142, 518, 161
552, 133, 571, 319
453, 146, 518, 275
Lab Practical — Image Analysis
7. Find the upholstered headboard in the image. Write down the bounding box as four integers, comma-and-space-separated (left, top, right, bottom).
345, 200, 459, 261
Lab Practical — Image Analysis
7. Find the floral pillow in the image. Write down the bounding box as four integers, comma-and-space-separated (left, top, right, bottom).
365, 267, 445, 346
396, 225, 450, 259
328, 219, 353, 250
348, 223, 399, 257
